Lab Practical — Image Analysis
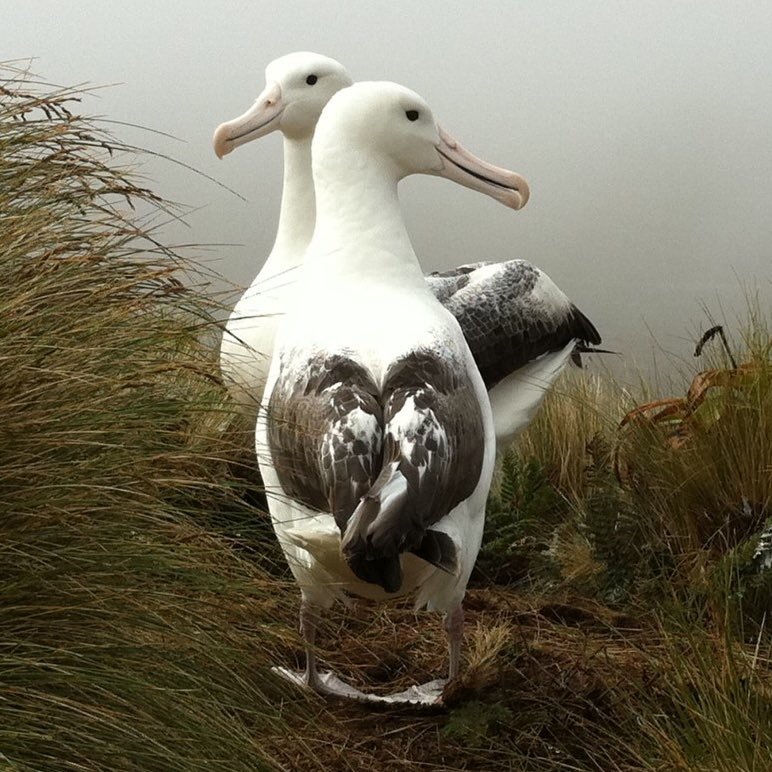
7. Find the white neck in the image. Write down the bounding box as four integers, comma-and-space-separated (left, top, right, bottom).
262, 135, 315, 273
307, 149, 425, 288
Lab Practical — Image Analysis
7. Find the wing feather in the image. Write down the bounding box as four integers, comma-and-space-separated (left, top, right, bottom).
269, 349, 485, 594
341, 351, 484, 592
268, 354, 382, 530
428, 260, 602, 388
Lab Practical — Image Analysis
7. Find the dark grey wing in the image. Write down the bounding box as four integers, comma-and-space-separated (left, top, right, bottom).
437, 260, 602, 389
425, 261, 495, 303
267, 353, 383, 531
341, 350, 484, 593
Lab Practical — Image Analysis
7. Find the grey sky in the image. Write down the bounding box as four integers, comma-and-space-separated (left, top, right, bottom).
5, 1, 772, 382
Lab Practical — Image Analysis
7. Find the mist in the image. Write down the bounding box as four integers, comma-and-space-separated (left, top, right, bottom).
5, 0, 771, 381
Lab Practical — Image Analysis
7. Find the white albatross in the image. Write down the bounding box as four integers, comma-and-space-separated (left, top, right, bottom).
256, 81, 527, 702
216, 53, 353, 409
214, 52, 602, 452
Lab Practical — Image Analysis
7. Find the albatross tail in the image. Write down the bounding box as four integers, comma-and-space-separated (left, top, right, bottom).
341, 460, 457, 594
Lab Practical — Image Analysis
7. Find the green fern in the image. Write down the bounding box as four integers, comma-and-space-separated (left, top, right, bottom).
475, 451, 567, 585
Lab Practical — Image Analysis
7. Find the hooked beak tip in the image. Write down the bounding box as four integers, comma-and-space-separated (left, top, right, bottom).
212, 124, 232, 159
435, 126, 530, 213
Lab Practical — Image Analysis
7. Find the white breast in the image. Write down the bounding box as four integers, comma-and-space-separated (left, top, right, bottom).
220, 263, 302, 410
275, 276, 461, 386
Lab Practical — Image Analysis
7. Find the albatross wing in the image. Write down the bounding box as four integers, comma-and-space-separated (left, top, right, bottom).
267, 347, 485, 594
427, 260, 602, 389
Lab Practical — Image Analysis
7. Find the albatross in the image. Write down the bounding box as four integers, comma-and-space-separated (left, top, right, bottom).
214, 52, 602, 451
256, 81, 527, 702
216, 53, 353, 409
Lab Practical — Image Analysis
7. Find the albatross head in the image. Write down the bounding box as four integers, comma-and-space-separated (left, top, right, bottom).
213, 52, 353, 157
314, 81, 530, 211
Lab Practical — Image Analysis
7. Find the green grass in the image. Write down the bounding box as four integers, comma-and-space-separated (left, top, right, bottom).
2, 65, 770, 771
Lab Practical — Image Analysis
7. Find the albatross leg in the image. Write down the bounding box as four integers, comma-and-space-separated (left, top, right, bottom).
367, 604, 465, 705
299, 596, 323, 689
275, 598, 444, 704
280, 597, 371, 699
444, 602, 465, 681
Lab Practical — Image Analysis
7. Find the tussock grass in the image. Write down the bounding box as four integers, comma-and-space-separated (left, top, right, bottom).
464, 314, 771, 770
634, 613, 772, 771
0, 66, 322, 771
624, 323, 770, 549
495, 320, 771, 601
515, 371, 624, 501
3, 63, 770, 772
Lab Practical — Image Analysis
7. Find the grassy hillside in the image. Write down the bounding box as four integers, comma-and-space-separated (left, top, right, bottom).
1, 68, 769, 771
0, 66, 319, 771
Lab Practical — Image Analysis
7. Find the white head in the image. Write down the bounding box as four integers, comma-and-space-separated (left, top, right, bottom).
213, 52, 353, 156
313, 81, 530, 210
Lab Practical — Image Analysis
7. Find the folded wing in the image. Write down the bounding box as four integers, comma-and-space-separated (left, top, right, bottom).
428, 260, 602, 388
267, 349, 485, 594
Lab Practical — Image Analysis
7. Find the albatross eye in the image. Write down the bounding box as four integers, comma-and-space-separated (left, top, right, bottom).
405, 110, 419, 122
306, 74, 318, 85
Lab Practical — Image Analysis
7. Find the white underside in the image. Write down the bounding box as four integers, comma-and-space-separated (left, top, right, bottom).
219, 265, 299, 414
488, 341, 575, 452
258, 473, 489, 612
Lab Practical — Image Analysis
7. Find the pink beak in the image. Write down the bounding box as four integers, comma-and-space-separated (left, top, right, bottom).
213, 81, 284, 159
432, 127, 530, 211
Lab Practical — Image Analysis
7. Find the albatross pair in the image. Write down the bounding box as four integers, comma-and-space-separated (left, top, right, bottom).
214, 54, 601, 703
215, 52, 601, 451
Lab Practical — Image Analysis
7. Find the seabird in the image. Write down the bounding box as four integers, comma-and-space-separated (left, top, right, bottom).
215, 53, 353, 410
256, 81, 527, 701
214, 52, 602, 451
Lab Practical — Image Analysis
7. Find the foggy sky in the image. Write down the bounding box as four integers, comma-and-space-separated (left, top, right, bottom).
5, 1, 772, 382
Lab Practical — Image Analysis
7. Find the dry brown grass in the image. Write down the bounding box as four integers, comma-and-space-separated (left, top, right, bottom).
3, 62, 770, 772
0, 64, 326, 771
515, 371, 625, 501
258, 586, 771, 771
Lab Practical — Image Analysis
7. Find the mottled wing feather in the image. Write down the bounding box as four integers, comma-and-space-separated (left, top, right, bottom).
269, 347, 486, 594
267, 354, 383, 531
383, 351, 484, 527
424, 262, 495, 303
341, 351, 485, 591
429, 261, 494, 278
432, 260, 601, 389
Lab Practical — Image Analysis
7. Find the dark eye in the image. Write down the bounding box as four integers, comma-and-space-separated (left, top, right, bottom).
405, 109, 419, 122
306, 74, 318, 85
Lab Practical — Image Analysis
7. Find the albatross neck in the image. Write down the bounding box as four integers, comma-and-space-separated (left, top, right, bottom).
262, 135, 315, 274
308, 152, 426, 288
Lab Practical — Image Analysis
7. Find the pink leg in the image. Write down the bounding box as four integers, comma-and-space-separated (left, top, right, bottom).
299, 597, 324, 690
278, 597, 445, 704
444, 603, 465, 681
